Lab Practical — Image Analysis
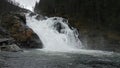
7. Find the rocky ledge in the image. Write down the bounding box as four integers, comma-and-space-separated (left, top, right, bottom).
0, 12, 43, 52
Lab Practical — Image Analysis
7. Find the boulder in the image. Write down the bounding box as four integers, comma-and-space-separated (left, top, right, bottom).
29, 33, 43, 48
0, 38, 21, 52
0, 12, 43, 48
0, 44, 22, 52
0, 38, 14, 45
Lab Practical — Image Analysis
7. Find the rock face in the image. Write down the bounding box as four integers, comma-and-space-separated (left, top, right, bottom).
0, 38, 14, 45
0, 12, 43, 48
0, 38, 22, 52
0, 44, 22, 52
35, 0, 120, 52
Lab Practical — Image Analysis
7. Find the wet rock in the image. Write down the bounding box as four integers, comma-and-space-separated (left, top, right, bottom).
29, 12, 36, 17
35, 14, 46, 20
0, 38, 21, 52
54, 22, 62, 33
54, 22, 65, 33
0, 44, 22, 52
0, 38, 15, 45
15, 13, 26, 24
29, 33, 43, 48
20, 33, 43, 48
0, 12, 43, 48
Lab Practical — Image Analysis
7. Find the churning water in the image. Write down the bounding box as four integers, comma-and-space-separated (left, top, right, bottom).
9, 0, 114, 54
10, 0, 84, 52
3, 1, 120, 68
26, 13, 83, 52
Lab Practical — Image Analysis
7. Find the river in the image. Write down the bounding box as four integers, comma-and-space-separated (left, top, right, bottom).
0, 49, 120, 68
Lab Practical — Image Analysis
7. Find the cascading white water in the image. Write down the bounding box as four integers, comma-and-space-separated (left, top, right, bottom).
9, 0, 83, 51
8, 0, 115, 55
26, 13, 83, 51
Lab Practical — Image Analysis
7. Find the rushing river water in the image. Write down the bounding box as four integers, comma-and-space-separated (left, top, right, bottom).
26, 13, 83, 52
0, 49, 120, 68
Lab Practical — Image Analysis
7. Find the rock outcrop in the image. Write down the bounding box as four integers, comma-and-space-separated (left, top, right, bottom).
0, 12, 43, 48
0, 38, 22, 52
0, 44, 22, 52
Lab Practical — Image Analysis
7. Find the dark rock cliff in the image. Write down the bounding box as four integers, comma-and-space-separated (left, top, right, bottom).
0, 12, 43, 48
0, 0, 43, 48
35, 0, 120, 52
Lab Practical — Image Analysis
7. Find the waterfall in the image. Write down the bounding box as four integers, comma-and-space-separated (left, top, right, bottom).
7, 0, 115, 54
26, 14, 83, 51
8, 0, 116, 55
9, 0, 83, 52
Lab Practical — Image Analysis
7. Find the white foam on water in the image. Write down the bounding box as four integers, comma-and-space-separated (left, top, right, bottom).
26, 13, 114, 56
9, 0, 116, 56
26, 13, 83, 52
